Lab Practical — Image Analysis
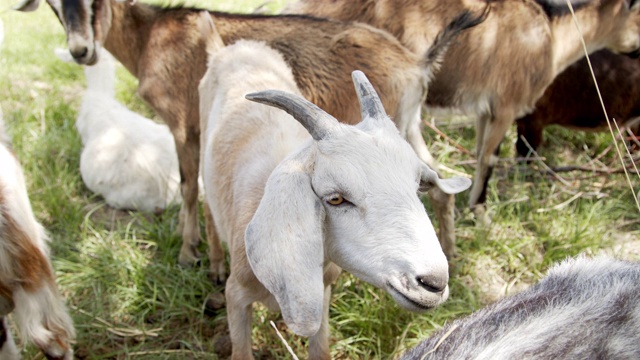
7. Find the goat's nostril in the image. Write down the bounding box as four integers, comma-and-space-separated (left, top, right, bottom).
417, 275, 447, 293
71, 46, 89, 59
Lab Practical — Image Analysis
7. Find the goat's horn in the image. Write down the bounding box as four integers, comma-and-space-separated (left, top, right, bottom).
352, 70, 387, 122
13, 0, 41, 12
246, 90, 337, 141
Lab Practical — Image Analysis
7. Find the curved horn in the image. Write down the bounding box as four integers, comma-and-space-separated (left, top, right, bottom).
246, 90, 338, 141
13, 0, 41, 11
352, 70, 387, 121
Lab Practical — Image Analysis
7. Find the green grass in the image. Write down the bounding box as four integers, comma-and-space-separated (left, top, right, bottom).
1, 0, 639, 358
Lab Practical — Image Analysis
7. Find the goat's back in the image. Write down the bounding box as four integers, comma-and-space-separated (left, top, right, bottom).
518, 50, 640, 134
77, 56, 181, 212
402, 256, 640, 359
201, 40, 308, 247
210, 12, 424, 125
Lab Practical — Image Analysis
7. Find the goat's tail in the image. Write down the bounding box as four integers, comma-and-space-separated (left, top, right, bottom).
421, 5, 490, 80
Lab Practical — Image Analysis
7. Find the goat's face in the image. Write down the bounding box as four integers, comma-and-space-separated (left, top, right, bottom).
244, 71, 471, 337
15, 0, 112, 65
313, 127, 451, 312
603, 0, 640, 57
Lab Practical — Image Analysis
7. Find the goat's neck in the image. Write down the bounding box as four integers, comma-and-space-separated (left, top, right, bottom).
103, 1, 156, 78
549, 4, 615, 77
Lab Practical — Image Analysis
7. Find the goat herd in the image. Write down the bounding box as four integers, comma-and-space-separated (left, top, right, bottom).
2, 0, 640, 359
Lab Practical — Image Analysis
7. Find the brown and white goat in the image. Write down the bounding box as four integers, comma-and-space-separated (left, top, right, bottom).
16, 0, 484, 262
516, 49, 640, 156
286, 0, 640, 219
0, 112, 75, 359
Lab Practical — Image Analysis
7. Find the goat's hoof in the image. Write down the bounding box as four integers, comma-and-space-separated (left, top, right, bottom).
204, 292, 226, 316
213, 334, 232, 358
208, 263, 227, 285
178, 247, 201, 267
472, 205, 492, 227
41, 343, 73, 360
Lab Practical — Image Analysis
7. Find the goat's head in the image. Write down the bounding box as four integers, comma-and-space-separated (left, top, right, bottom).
14, 0, 116, 65
601, 0, 640, 57
244, 71, 471, 337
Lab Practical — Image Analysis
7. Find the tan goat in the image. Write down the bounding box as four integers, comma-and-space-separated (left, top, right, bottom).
16, 0, 484, 262
287, 0, 640, 220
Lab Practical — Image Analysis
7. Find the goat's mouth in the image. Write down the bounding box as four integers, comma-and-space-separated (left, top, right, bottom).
385, 282, 446, 312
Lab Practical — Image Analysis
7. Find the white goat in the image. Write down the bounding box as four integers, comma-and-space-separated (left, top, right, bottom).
199, 33, 471, 358
401, 256, 640, 359
55, 48, 182, 213
0, 110, 75, 359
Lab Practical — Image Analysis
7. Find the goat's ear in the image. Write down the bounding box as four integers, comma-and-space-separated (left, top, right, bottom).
245, 149, 326, 337
419, 162, 472, 194
198, 11, 225, 58
13, 0, 40, 11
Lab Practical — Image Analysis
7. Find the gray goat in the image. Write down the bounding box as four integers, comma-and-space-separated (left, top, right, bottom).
402, 256, 640, 359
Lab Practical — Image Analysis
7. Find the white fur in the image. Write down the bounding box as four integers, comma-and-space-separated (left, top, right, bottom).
0, 113, 75, 359
56, 48, 182, 213
200, 38, 471, 359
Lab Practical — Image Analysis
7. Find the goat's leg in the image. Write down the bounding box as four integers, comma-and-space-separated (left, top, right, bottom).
308, 285, 331, 360
205, 202, 226, 284
176, 136, 202, 266
137, 75, 202, 266
226, 275, 256, 360
469, 111, 513, 219
0, 316, 19, 360
406, 118, 457, 258
515, 116, 543, 157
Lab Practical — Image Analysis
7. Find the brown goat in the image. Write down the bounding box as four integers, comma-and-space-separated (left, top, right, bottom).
286, 0, 640, 220
516, 49, 640, 156
0, 114, 75, 360
16, 0, 484, 264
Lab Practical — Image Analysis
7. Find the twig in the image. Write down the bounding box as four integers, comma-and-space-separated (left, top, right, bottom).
421, 324, 459, 359
536, 192, 584, 213
565, 0, 640, 212
438, 164, 472, 178
270, 321, 299, 360
549, 165, 632, 174
127, 349, 211, 356
422, 118, 473, 155
519, 136, 573, 187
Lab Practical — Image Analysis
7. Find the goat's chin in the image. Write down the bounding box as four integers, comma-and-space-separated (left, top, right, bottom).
385, 282, 449, 312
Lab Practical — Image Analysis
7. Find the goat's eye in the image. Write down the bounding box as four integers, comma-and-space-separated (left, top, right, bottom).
327, 194, 345, 206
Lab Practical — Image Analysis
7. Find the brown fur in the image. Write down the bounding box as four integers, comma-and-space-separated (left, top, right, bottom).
516, 50, 640, 155
0, 156, 74, 359
30, 0, 482, 262
287, 0, 640, 213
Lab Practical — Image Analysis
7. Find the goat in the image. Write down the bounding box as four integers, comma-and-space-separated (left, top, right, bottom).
16, 0, 485, 264
400, 255, 640, 359
199, 30, 471, 358
516, 49, 640, 156
285, 0, 640, 220
0, 109, 75, 359
55, 47, 182, 213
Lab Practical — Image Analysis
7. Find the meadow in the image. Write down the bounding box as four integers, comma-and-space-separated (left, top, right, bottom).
0, 0, 638, 358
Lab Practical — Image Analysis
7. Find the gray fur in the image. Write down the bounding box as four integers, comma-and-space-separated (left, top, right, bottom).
402, 256, 640, 360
